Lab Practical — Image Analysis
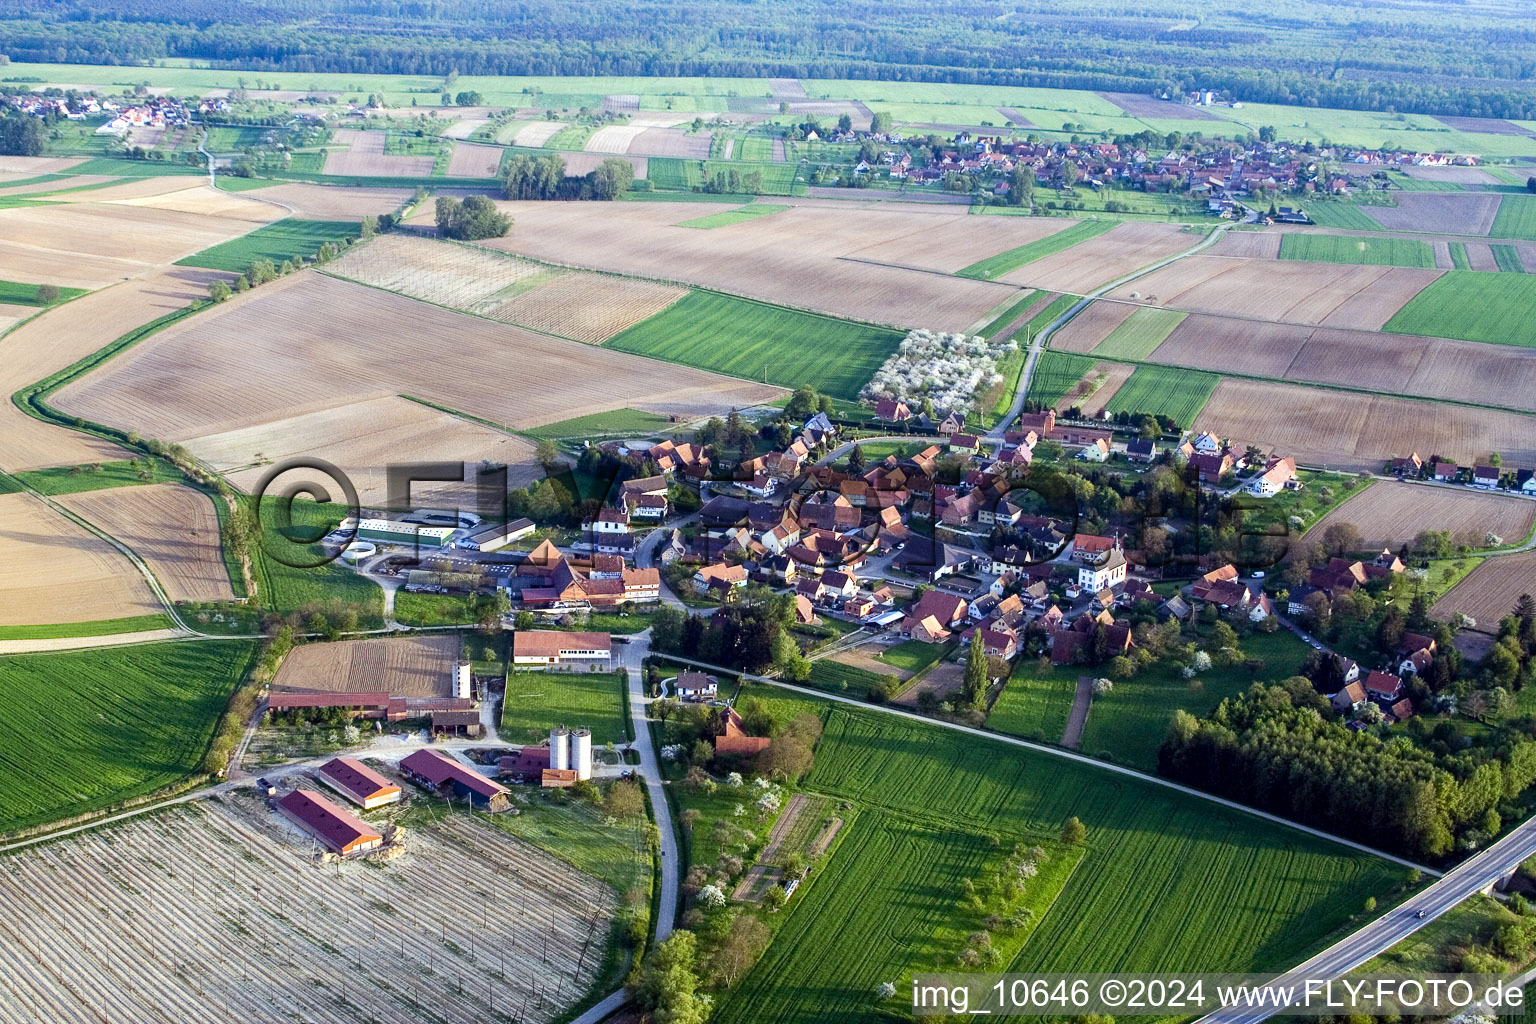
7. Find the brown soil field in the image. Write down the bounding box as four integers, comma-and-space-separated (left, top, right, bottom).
0, 201, 282, 287
1207, 232, 1282, 259
1399, 164, 1504, 185
249, 183, 414, 219
440, 117, 489, 140
585, 124, 649, 153
1404, 339, 1536, 413
0, 267, 230, 473
272, 632, 461, 696
1077, 361, 1137, 416
1000, 222, 1192, 293
51, 273, 782, 449
847, 211, 1074, 274
1149, 315, 1310, 378
1196, 378, 1536, 471
58, 483, 235, 603
512, 121, 566, 147
1114, 257, 1439, 329
446, 199, 1019, 328
1306, 484, 1536, 552
632, 128, 713, 158
0, 156, 83, 176
0, 301, 33, 335
0, 492, 161, 625
323, 129, 435, 177
445, 142, 503, 178
46, 176, 218, 203
488, 274, 689, 343
1433, 551, 1536, 631
1369, 193, 1502, 235
1283, 327, 1426, 392
199, 395, 542, 507
556, 151, 647, 178
0, 174, 118, 198
1099, 91, 1221, 119
109, 184, 285, 222
1051, 300, 1137, 353
1465, 242, 1501, 271
0, 799, 614, 1024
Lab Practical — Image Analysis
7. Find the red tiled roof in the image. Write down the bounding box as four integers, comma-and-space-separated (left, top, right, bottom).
276, 789, 382, 854
318, 757, 400, 803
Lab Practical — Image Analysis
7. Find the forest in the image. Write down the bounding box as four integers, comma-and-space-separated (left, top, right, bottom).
2, 0, 1536, 119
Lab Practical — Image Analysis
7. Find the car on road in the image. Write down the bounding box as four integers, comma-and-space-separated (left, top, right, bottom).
1250, 571, 1266, 579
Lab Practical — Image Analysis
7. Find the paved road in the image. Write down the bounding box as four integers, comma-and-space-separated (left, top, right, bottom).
988, 221, 1234, 440
1193, 811, 1536, 1024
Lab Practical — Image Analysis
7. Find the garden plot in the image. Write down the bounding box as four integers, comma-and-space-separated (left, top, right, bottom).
1195, 378, 1536, 472
999, 222, 1191, 293
322, 129, 435, 177
1434, 551, 1536, 632
0, 798, 615, 1024
0, 267, 227, 474
1368, 193, 1502, 235
58, 484, 234, 603
193, 395, 541, 507
51, 273, 781, 447
445, 142, 503, 178
1308, 485, 1535, 553
453, 199, 1018, 329
271, 633, 460, 697
0, 492, 161, 626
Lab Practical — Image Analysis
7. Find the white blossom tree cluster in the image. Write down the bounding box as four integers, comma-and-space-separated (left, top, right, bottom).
860, 329, 1018, 415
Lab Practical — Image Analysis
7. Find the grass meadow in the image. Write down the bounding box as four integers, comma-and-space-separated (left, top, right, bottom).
501, 669, 629, 746
0, 640, 258, 834
1384, 270, 1536, 347
177, 218, 362, 272
604, 290, 904, 400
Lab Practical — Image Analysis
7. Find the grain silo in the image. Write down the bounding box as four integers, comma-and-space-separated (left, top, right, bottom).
453, 661, 472, 699
550, 727, 570, 772
570, 728, 593, 781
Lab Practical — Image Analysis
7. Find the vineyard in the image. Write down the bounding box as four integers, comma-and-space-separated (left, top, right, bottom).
0, 640, 257, 834
0, 797, 616, 1024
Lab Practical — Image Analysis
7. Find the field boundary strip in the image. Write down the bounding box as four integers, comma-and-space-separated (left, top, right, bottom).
956, 218, 1119, 280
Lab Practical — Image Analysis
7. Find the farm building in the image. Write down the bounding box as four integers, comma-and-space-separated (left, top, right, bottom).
316, 757, 402, 809
399, 749, 510, 811
275, 789, 384, 856
269, 691, 391, 719
460, 517, 535, 551
511, 630, 612, 671
338, 516, 455, 548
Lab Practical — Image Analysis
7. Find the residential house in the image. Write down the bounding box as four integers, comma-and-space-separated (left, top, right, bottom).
1126, 438, 1156, 463
949, 433, 980, 455
1246, 456, 1298, 497
714, 707, 771, 756
1077, 437, 1110, 463
1473, 465, 1501, 489
693, 562, 748, 594
674, 671, 718, 702
512, 630, 612, 672
1331, 681, 1367, 714
1432, 461, 1459, 482
1072, 534, 1117, 562
1364, 670, 1404, 704
875, 398, 912, 422
1078, 548, 1127, 594
1390, 453, 1423, 476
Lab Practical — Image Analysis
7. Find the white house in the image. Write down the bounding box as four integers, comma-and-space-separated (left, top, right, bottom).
1077, 548, 1127, 593
1246, 456, 1298, 497
592, 508, 630, 534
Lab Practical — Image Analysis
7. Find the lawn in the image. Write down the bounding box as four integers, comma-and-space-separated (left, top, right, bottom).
501, 669, 629, 745
12, 457, 178, 495
391, 592, 483, 626
604, 290, 904, 401
1103, 364, 1218, 427
986, 659, 1078, 742
956, 219, 1117, 280
0, 640, 258, 834
524, 407, 675, 440
0, 614, 176, 641
714, 699, 1414, 1024
248, 497, 384, 624
1491, 195, 1536, 240
1300, 204, 1384, 230
1383, 270, 1536, 347
678, 203, 789, 229
1026, 350, 1095, 407
1091, 306, 1187, 360
175, 218, 362, 272
1278, 233, 1436, 268
481, 790, 651, 893
875, 639, 947, 675
0, 279, 87, 306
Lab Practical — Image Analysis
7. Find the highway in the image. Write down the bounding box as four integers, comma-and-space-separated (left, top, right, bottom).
1193, 811, 1536, 1024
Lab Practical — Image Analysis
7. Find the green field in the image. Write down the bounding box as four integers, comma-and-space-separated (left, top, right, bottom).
1491, 195, 1536, 240
956, 219, 1118, 280
0, 614, 176, 641
1091, 305, 1187, 359
391, 592, 482, 626
977, 289, 1046, 340
482, 790, 650, 892
1383, 270, 1536, 347
1300, 204, 1384, 230
0, 279, 87, 306
714, 700, 1413, 1024
1104, 364, 1219, 426
678, 203, 789, 229
646, 157, 798, 196
605, 290, 904, 400
524, 407, 675, 440
501, 669, 628, 745
1492, 244, 1528, 272
249, 497, 384, 622
12, 458, 179, 495
1023, 292, 1081, 342
986, 660, 1078, 742
875, 639, 947, 675
1449, 241, 1472, 269
1025, 350, 1096, 407
0, 640, 258, 834
1278, 233, 1436, 267
175, 218, 362, 272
